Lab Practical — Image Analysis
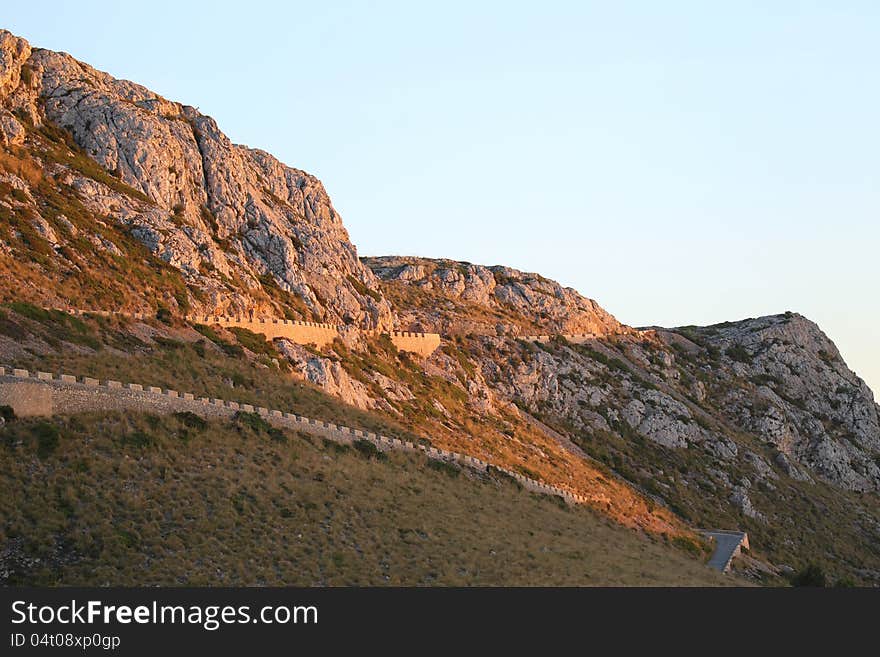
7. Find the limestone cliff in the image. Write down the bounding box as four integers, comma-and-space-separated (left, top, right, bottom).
3, 27, 880, 582
365, 256, 880, 580
364, 255, 627, 337
0, 29, 391, 327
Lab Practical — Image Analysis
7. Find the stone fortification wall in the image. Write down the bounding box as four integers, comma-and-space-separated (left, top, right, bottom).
59, 309, 441, 356
0, 367, 585, 506
522, 334, 598, 345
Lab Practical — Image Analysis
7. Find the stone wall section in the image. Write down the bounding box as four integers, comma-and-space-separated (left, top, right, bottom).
0, 367, 586, 506
522, 334, 598, 345
59, 309, 441, 357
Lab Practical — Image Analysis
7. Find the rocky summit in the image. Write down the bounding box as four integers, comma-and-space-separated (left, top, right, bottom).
1, 28, 879, 585
0, 29, 390, 327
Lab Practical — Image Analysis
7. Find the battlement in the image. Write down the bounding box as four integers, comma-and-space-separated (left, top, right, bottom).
47, 308, 441, 356
0, 365, 587, 507
183, 315, 341, 331
522, 333, 598, 345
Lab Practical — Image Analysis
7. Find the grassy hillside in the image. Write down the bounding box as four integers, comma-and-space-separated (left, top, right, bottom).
0, 304, 689, 535
0, 304, 423, 443
0, 410, 734, 586
0, 123, 193, 313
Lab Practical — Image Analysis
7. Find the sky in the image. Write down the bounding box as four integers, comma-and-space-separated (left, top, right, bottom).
5, 1, 879, 394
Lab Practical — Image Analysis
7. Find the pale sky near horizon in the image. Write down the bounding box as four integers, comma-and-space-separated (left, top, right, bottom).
5, 2, 879, 395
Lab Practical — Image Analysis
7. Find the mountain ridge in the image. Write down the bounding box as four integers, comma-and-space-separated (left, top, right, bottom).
2, 28, 880, 583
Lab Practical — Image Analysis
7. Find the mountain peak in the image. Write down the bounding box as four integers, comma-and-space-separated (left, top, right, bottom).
1, 28, 391, 327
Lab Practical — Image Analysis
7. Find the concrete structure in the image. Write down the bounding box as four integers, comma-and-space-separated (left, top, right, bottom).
373, 330, 441, 357
0, 379, 53, 416
702, 530, 750, 572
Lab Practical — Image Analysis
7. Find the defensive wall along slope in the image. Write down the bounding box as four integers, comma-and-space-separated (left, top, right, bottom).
522, 334, 600, 345
0, 367, 744, 573
0, 367, 584, 504
59, 309, 441, 357
184, 316, 441, 357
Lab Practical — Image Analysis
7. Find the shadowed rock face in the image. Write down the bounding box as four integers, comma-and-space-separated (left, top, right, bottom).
0, 29, 391, 327
689, 314, 880, 491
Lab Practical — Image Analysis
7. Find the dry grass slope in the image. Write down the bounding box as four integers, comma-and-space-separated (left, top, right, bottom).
0, 411, 735, 586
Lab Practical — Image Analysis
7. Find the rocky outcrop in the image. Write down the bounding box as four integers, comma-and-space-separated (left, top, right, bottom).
365, 255, 627, 336
0, 31, 30, 146
0, 29, 391, 327
681, 313, 880, 491
276, 341, 380, 411
371, 252, 880, 497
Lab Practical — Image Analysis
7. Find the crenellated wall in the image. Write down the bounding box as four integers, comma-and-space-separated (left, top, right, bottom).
522, 334, 598, 345
58, 309, 442, 357
366, 330, 442, 357
185, 316, 342, 348
0, 366, 586, 506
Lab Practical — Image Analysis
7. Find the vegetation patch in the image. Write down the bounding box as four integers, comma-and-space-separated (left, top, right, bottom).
352, 439, 386, 460
725, 345, 752, 363
0, 412, 734, 586
427, 459, 461, 477
228, 327, 277, 356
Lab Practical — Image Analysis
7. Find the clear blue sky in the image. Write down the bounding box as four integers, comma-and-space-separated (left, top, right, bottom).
6, 1, 879, 394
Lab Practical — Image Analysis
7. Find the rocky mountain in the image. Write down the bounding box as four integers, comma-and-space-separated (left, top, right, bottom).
2, 28, 879, 583
366, 257, 880, 581
364, 255, 628, 337
0, 29, 390, 327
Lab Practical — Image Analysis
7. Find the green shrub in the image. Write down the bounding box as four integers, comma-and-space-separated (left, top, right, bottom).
193, 323, 223, 343
173, 411, 207, 431
234, 411, 272, 434
0, 405, 15, 422
672, 535, 706, 558
32, 421, 60, 458
220, 342, 245, 358
725, 345, 751, 363
790, 563, 827, 587
7, 301, 51, 322
323, 439, 351, 454
156, 307, 173, 325
121, 431, 153, 448
229, 327, 276, 356
154, 336, 185, 350
193, 324, 244, 357
352, 439, 385, 460
267, 427, 287, 444
427, 459, 461, 477
346, 275, 382, 301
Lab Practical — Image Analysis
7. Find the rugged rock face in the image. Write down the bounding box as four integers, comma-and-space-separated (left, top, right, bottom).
0, 29, 391, 327
674, 314, 880, 492
4, 28, 880, 580
365, 255, 627, 337
367, 257, 880, 578
365, 254, 880, 498
276, 340, 380, 412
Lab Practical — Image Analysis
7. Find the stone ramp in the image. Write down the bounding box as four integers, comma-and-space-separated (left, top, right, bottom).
702, 530, 749, 572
